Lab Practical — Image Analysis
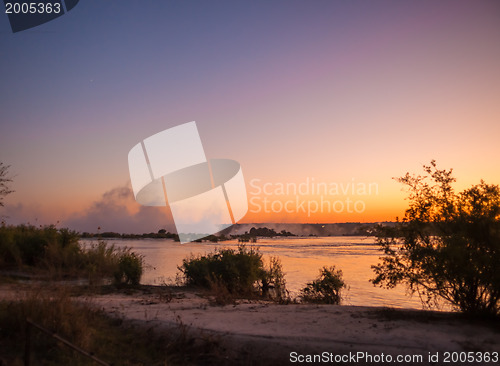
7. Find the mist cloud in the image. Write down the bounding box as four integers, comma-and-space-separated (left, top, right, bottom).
63, 184, 176, 234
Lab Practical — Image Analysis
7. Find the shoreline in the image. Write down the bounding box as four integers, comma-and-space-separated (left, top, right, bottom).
1, 282, 499, 365
88, 286, 499, 365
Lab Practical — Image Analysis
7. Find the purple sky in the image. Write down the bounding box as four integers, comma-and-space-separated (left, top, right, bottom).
1, 1, 499, 232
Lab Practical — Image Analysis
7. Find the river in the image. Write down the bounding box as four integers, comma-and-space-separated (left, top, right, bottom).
85, 236, 447, 310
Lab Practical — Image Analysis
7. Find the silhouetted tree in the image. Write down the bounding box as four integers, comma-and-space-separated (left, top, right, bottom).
0, 162, 14, 207
372, 160, 500, 317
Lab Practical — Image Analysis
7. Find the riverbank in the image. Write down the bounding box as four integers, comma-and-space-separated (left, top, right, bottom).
3, 282, 497, 365
1, 282, 498, 365
89, 287, 500, 365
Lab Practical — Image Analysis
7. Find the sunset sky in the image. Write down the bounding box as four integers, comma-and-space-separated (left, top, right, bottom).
1, 1, 499, 233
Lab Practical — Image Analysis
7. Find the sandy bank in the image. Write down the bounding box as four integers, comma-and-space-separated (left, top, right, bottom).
86, 287, 499, 365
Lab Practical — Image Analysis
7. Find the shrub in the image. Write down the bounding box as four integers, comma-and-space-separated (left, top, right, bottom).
179, 245, 262, 294
84, 241, 121, 285
207, 276, 235, 305
372, 161, 500, 317
178, 245, 287, 299
300, 266, 346, 304
0, 224, 144, 285
0, 224, 80, 268
113, 250, 144, 286
0, 226, 21, 267
41, 229, 83, 276
261, 256, 289, 302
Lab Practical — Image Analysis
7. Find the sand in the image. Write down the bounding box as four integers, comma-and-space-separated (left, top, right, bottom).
1, 282, 498, 365
86, 287, 499, 365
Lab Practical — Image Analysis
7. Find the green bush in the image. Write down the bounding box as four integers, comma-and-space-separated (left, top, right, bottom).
261, 256, 289, 302
178, 245, 287, 299
84, 241, 121, 285
113, 250, 144, 286
41, 229, 83, 276
0, 224, 144, 285
0, 224, 80, 268
0, 226, 20, 267
300, 266, 346, 304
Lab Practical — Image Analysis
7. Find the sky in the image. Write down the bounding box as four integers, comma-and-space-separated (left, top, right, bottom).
1, 0, 499, 233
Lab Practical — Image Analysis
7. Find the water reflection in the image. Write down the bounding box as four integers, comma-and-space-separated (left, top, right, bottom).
83, 236, 444, 310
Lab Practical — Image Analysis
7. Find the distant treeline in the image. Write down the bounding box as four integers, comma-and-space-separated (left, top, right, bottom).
80, 230, 180, 241
222, 223, 396, 237
79, 226, 296, 242
245, 227, 295, 237
78, 223, 388, 242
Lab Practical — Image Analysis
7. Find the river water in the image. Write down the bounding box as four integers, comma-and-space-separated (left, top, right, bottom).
87, 236, 442, 310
